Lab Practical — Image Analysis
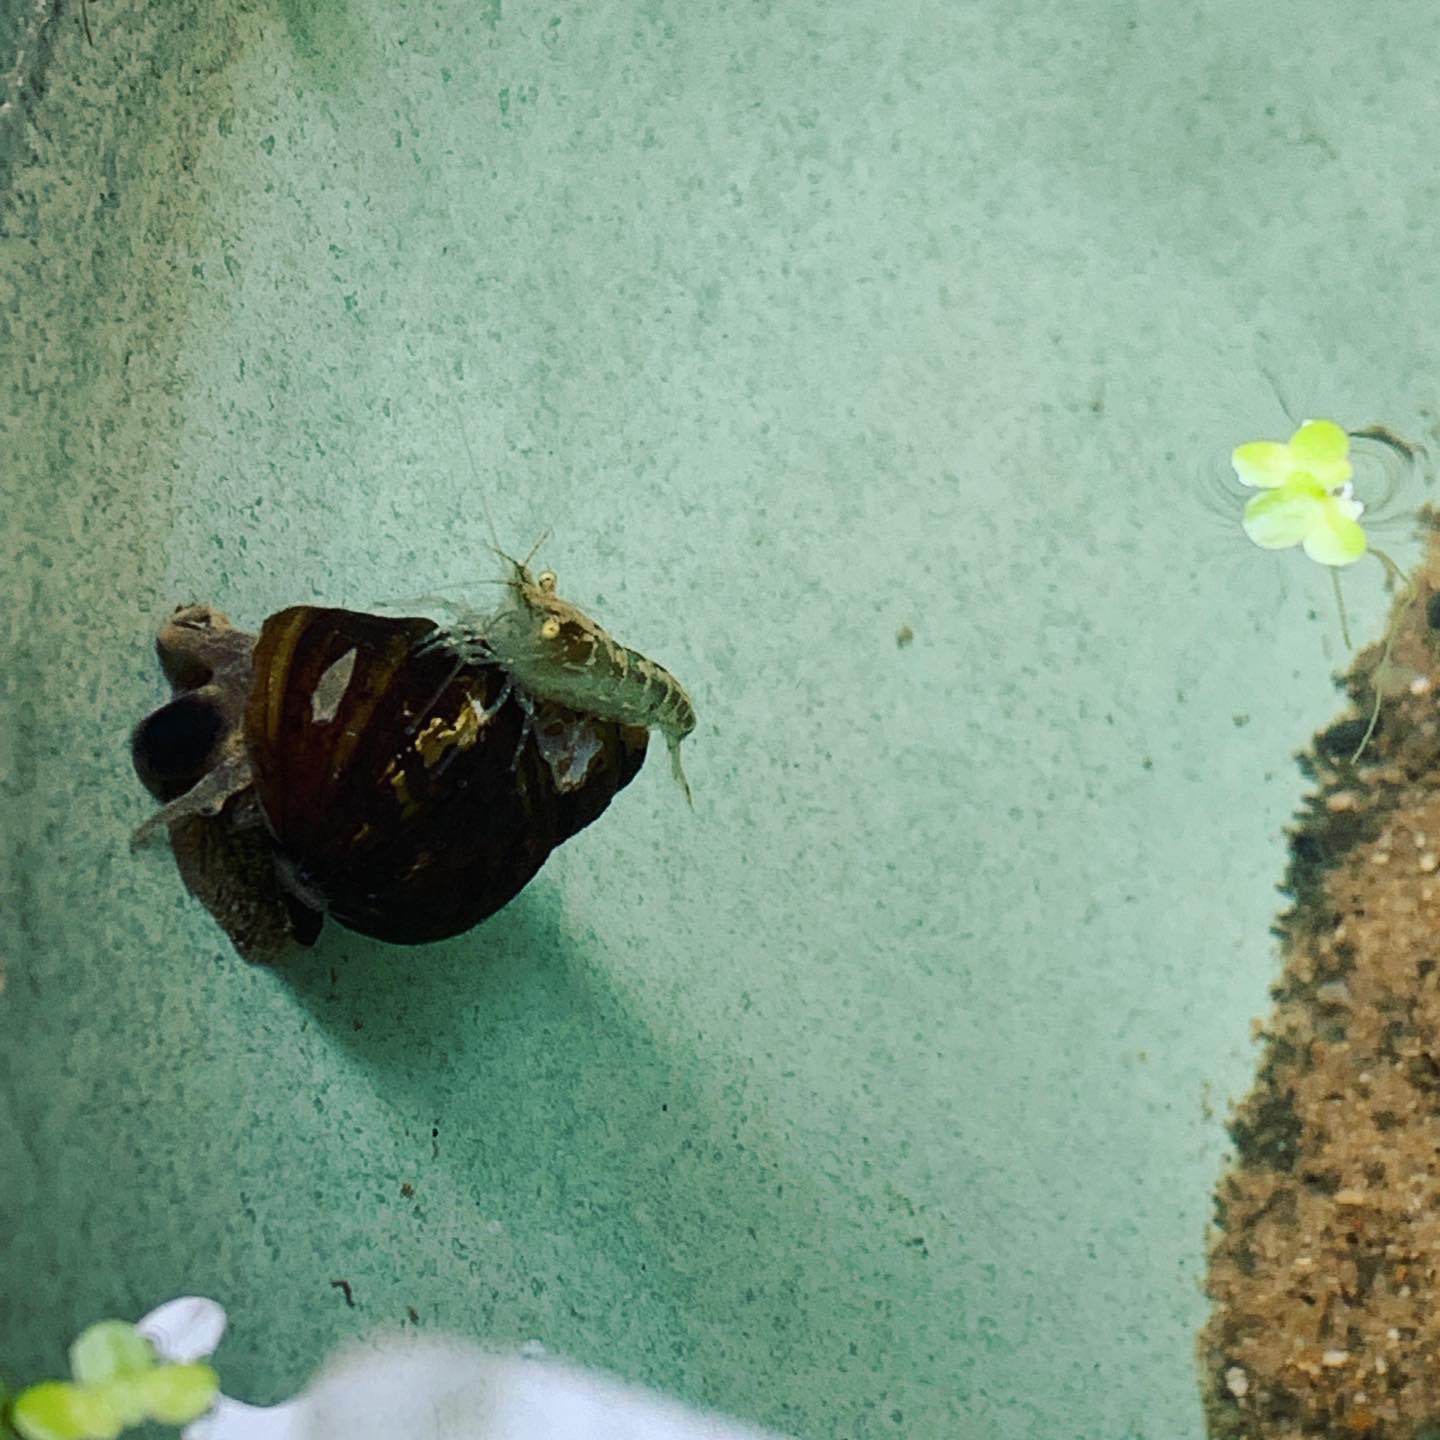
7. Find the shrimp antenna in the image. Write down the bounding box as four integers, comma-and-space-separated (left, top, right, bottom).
476, 531, 551, 583
449, 391, 504, 556
446, 382, 551, 577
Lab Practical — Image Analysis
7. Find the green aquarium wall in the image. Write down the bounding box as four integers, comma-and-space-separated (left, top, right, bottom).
3, 1, 1439, 1436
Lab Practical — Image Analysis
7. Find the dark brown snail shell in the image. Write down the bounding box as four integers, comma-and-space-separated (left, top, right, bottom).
131, 603, 647, 960
245, 605, 647, 944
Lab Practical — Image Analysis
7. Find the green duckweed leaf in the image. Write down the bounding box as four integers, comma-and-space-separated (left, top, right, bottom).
10, 1382, 121, 1440
133, 1364, 220, 1425
68, 1326, 153, 1388
1233, 419, 1353, 491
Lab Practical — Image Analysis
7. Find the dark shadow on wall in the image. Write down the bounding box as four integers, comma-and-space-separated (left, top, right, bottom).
0, 0, 64, 203
0, 0, 282, 1389
272, 891, 946, 1438
270, 0, 500, 91
271, 0, 361, 90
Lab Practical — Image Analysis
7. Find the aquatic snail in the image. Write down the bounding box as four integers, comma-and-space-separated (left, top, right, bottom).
131, 602, 648, 961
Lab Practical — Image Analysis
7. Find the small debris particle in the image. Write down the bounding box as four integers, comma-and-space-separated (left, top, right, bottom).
1233, 713, 1251, 728
401, 1182, 415, 1198
1226, 1365, 1249, 1398
406, 1306, 420, 1324
895, 624, 914, 649
330, 1279, 355, 1308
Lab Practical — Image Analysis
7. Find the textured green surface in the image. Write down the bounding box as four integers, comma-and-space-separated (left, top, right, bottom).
4, 2, 1440, 1437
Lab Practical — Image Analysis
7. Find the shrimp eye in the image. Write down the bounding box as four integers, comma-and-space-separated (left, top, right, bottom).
537, 570, 557, 594
539, 617, 562, 640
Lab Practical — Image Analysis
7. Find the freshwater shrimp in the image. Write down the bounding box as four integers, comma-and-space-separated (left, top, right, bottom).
427, 393, 697, 803
427, 548, 697, 806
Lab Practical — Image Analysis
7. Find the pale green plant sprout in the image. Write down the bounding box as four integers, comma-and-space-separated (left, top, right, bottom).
3, 1321, 218, 1440
1232, 418, 1415, 760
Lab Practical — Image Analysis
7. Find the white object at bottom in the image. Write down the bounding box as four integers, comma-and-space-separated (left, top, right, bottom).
138, 1299, 790, 1440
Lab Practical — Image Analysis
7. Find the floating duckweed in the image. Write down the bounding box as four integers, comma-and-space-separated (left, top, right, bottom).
1233, 419, 1367, 566
1230, 418, 1425, 761
6, 1321, 218, 1440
